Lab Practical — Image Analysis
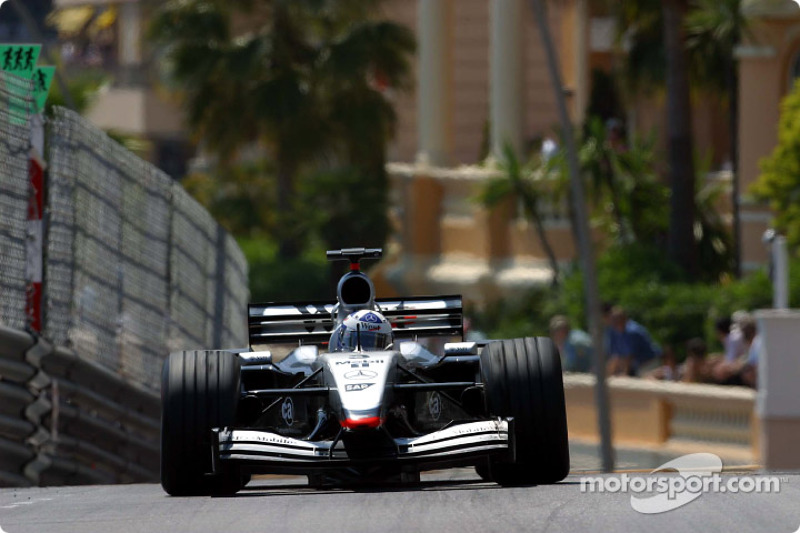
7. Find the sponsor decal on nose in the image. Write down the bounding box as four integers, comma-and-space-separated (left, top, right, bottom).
344, 369, 377, 380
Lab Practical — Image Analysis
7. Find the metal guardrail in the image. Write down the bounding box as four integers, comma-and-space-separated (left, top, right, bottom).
0, 326, 36, 486
0, 326, 159, 487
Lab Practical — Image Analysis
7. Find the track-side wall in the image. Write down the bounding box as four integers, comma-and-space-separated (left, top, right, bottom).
0, 72, 249, 486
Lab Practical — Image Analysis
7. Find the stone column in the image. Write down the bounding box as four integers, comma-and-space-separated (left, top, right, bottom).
490, 0, 525, 160
118, 1, 142, 86
574, 0, 588, 124
416, 0, 454, 167
755, 309, 800, 470
119, 1, 142, 66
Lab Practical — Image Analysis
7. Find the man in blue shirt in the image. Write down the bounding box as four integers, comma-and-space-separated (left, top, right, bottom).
606, 306, 661, 376
549, 315, 593, 373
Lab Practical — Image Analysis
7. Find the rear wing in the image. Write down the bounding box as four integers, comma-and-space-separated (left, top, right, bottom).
248, 295, 463, 348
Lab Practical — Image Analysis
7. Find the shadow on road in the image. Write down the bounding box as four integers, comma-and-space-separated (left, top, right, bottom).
221, 478, 581, 499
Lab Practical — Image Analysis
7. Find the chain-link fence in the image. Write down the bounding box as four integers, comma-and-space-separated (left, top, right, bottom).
45, 107, 248, 390
0, 72, 35, 331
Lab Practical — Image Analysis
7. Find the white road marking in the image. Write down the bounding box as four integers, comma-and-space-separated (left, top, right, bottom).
0, 497, 52, 510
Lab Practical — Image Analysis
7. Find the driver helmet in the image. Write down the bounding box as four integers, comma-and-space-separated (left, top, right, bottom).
329, 310, 393, 352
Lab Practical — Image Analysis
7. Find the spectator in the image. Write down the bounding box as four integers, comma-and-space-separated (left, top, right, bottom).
541, 137, 558, 162
681, 338, 711, 384
648, 339, 709, 383
646, 346, 678, 381
712, 316, 732, 357
549, 315, 593, 373
710, 315, 757, 386
740, 333, 761, 389
606, 306, 661, 377
724, 311, 751, 362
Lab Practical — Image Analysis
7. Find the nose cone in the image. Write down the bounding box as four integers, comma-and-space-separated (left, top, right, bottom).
321, 350, 398, 430
340, 414, 384, 430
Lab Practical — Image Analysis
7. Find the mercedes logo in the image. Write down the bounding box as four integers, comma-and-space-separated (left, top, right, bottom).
344, 369, 378, 381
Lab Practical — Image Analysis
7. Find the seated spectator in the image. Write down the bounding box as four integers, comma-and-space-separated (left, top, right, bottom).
680, 338, 711, 383
710, 315, 757, 386
606, 306, 661, 377
740, 334, 760, 388
648, 339, 709, 383
549, 315, 593, 373
724, 311, 751, 362
646, 346, 678, 381
711, 316, 732, 358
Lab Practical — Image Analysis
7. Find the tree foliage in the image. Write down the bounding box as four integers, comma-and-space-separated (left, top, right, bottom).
613, 0, 746, 94
476, 144, 560, 284
479, 116, 732, 282
610, 0, 747, 277
752, 80, 800, 251
149, 0, 415, 257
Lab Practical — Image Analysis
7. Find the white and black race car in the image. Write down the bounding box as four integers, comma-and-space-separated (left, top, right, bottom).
160, 248, 569, 495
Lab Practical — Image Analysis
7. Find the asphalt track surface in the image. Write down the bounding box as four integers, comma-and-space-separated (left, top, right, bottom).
1, 467, 798, 533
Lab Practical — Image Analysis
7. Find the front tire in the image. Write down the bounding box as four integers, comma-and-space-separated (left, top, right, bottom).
480, 337, 569, 485
161, 350, 243, 496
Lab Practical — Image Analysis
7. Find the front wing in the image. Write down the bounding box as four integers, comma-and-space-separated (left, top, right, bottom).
214, 419, 512, 471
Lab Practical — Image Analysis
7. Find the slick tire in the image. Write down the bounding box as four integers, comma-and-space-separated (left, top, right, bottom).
161, 350, 243, 496
480, 337, 570, 485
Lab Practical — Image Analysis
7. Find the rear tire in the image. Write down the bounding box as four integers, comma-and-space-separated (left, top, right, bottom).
480, 337, 569, 485
161, 350, 243, 496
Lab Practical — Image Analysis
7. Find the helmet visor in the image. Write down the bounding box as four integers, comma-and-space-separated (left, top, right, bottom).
343, 329, 391, 351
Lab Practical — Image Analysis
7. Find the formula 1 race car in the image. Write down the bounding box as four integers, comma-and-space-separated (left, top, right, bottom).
160, 248, 569, 495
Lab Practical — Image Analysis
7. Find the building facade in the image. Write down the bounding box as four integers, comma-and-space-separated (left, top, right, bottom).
47, 0, 790, 305
52, 0, 191, 178
739, 0, 800, 270
374, 0, 784, 306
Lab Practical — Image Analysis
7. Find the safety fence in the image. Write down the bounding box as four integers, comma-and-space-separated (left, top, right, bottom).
45, 107, 249, 390
0, 70, 248, 486
0, 72, 35, 332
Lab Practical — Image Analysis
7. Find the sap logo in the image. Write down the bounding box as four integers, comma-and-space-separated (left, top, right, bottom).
345, 383, 374, 392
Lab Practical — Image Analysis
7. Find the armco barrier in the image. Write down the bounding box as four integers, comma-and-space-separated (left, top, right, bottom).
0, 326, 36, 486
28, 346, 160, 485
0, 326, 160, 487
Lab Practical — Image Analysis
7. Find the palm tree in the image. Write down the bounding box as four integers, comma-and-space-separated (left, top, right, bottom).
685, 0, 749, 277
477, 144, 560, 284
614, 0, 749, 278
662, 0, 697, 276
150, 0, 414, 258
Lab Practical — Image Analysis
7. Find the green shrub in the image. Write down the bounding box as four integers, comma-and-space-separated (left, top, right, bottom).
476, 244, 798, 360
752, 79, 800, 251
238, 236, 330, 302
